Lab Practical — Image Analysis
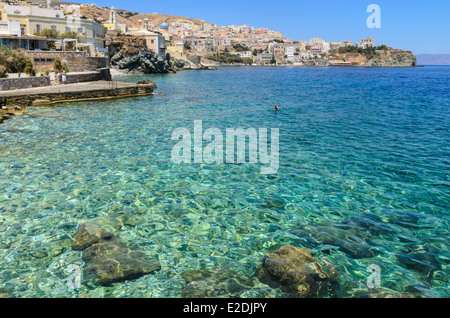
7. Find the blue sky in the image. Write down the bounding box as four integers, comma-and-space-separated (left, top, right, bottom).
93, 0, 450, 54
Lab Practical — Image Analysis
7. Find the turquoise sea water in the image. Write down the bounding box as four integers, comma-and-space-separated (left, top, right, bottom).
0, 66, 449, 298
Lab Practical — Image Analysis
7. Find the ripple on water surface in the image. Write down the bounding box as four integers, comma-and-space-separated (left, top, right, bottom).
0, 66, 449, 298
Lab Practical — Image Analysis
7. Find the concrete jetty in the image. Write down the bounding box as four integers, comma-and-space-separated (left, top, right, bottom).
0, 80, 157, 107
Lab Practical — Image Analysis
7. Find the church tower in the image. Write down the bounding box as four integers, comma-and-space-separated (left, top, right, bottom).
110, 6, 117, 25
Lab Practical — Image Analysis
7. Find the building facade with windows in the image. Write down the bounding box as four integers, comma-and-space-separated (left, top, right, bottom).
128, 30, 167, 57
0, 5, 105, 50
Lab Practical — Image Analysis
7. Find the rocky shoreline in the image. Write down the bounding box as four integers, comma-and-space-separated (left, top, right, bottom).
0, 105, 27, 124
108, 35, 213, 76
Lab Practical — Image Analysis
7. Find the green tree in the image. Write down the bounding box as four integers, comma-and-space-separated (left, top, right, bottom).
232, 44, 249, 52
0, 46, 35, 77
53, 59, 64, 73
24, 59, 36, 76
34, 28, 60, 39
0, 65, 7, 78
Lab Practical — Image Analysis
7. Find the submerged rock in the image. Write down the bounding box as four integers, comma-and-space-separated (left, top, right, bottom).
72, 223, 111, 251
0, 105, 26, 116
291, 224, 381, 259
72, 222, 160, 285
396, 243, 442, 279
262, 196, 286, 210
254, 245, 339, 298
181, 268, 265, 298
0, 289, 14, 298
0, 105, 27, 124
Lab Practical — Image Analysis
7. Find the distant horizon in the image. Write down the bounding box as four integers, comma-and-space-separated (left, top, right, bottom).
416, 54, 450, 66
76, 0, 450, 55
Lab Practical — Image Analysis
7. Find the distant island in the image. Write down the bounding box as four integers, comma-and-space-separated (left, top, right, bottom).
416, 54, 450, 66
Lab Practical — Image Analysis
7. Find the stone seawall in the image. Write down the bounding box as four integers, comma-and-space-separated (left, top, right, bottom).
0, 76, 51, 91
57, 69, 112, 85
0, 81, 156, 107
24, 51, 108, 74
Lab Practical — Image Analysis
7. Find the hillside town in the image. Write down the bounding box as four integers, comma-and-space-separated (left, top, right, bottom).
0, 1, 383, 67
0, 0, 417, 95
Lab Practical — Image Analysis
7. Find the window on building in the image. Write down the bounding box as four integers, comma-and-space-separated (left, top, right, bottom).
51, 25, 56, 31
78, 28, 83, 34
151, 40, 154, 44
66, 27, 71, 32
36, 24, 42, 33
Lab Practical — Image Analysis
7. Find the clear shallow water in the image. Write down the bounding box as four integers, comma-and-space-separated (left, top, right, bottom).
0, 66, 449, 298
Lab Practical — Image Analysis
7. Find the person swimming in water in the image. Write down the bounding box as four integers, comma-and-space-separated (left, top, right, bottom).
274, 105, 280, 111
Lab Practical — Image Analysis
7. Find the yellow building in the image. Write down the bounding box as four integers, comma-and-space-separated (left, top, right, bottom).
128, 29, 167, 57
0, 5, 105, 50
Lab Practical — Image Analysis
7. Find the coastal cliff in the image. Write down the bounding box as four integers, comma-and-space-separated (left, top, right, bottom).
326, 46, 417, 67
366, 49, 417, 67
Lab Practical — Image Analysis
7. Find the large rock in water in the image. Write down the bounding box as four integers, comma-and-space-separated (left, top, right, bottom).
255, 245, 339, 298
72, 222, 160, 285
110, 47, 172, 74
108, 37, 173, 74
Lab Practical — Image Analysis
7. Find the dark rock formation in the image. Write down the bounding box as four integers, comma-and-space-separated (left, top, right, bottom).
108, 36, 175, 74
255, 245, 339, 298
136, 79, 155, 85
110, 46, 173, 74
72, 222, 160, 285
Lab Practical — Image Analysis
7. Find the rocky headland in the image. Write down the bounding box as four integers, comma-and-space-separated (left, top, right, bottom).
325, 46, 417, 67
108, 35, 210, 76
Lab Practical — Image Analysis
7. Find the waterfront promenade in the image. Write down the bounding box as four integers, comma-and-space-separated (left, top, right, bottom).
0, 80, 157, 107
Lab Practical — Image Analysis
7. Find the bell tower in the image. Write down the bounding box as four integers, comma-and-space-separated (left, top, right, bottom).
110, 6, 117, 25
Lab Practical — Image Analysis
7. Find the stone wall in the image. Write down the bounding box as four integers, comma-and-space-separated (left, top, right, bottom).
56, 69, 111, 85
24, 51, 109, 74
57, 72, 103, 84
0, 76, 50, 91
0, 82, 156, 107
186, 55, 202, 65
